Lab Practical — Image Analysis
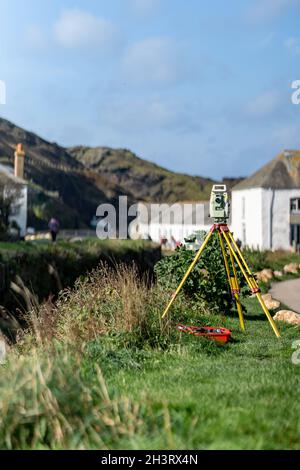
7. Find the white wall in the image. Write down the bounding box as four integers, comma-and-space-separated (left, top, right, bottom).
131, 201, 210, 244
270, 189, 300, 250
231, 188, 263, 249
136, 222, 211, 244
9, 185, 28, 237
232, 187, 300, 250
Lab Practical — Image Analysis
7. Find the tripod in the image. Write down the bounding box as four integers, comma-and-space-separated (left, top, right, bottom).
162, 223, 281, 338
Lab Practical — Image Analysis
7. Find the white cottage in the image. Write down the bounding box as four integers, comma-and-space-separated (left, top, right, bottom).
0, 144, 28, 238
130, 201, 214, 247
231, 150, 300, 251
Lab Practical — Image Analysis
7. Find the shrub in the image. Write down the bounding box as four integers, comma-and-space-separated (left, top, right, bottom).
241, 248, 269, 272
19, 263, 176, 352
155, 231, 246, 314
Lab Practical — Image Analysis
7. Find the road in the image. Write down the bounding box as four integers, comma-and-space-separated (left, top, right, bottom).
270, 278, 300, 313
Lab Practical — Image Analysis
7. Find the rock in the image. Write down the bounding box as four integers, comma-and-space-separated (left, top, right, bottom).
261, 293, 280, 310
274, 270, 283, 277
273, 310, 300, 325
255, 273, 269, 283
283, 263, 299, 274
262, 269, 274, 280
255, 269, 274, 283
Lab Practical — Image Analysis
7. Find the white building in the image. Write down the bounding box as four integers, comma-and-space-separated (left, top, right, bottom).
130, 201, 218, 246
0, 144, 28, 238
231, 150, 300, 251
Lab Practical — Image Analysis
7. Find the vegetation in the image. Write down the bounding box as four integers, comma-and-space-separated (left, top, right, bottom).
0, 262, 299, 450
155, 231, 246, 314
243, 247, 300, 277
69, 146, 218, 203
0, 239, 160, 338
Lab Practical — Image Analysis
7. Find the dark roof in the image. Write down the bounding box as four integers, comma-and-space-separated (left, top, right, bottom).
233, 150, 300, 190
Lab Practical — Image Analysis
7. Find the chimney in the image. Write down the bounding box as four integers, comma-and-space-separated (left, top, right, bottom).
14, 143, 25, 179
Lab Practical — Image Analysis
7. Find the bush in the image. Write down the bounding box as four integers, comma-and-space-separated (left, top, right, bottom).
241, 248, 268, 272
0, 239, 161, 322
19, 263, 176, 353
155, 231, 246, 314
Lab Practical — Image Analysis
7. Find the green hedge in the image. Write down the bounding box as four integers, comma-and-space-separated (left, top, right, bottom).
0, 239, 161, 315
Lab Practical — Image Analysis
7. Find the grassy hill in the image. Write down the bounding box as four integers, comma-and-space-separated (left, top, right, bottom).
68, 146, 217, 203
0, 117, 243, 229
0, 118, 125, 229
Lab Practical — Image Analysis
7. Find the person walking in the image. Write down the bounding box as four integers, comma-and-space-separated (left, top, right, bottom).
48, 217, 60, 242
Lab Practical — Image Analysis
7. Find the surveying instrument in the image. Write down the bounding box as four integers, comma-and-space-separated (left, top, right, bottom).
162, 185, 281, 338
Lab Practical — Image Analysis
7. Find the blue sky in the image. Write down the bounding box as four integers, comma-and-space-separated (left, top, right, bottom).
1, 0, 300, 179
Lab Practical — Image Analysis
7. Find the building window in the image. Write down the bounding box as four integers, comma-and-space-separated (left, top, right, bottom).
242, 223, 246, 245
290, 198, 300, 213
242, 197, 246, 219
290, 224, 300, 248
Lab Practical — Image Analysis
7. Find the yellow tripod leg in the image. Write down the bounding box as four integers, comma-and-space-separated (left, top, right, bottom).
217, 231, 231, 283
226, 231, 257, 292
162, 229, 214, 319
228, 247, 245, 331
227, 231, 280, 337
218, 231, 245, 331
221, 230, 280, 338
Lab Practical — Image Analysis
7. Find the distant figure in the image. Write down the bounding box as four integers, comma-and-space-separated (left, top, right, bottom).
48, 217, 60, 242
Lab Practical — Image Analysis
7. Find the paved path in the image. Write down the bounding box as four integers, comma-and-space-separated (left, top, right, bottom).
270, 278, 300, 313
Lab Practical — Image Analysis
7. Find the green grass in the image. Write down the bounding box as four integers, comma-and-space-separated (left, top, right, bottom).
83, 305, 300, 450
243, 247, 300, 272
1, 263, 300, 450
0, 238, 154, 253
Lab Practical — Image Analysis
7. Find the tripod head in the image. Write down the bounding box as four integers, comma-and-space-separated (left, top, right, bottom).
209, 184, 230, 223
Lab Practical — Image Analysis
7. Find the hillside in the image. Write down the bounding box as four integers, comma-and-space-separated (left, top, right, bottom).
0, 118, 129, 229
68, 146, 217, 203
0, 117, 243, 229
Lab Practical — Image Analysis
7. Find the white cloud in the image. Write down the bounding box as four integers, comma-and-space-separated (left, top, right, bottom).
122, 37, 182, 85
244, 90, 282, 118
53, 9, 118, 50
284, 37, 300, 55
129, 0, 161, 15
246, 0, 299, 23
